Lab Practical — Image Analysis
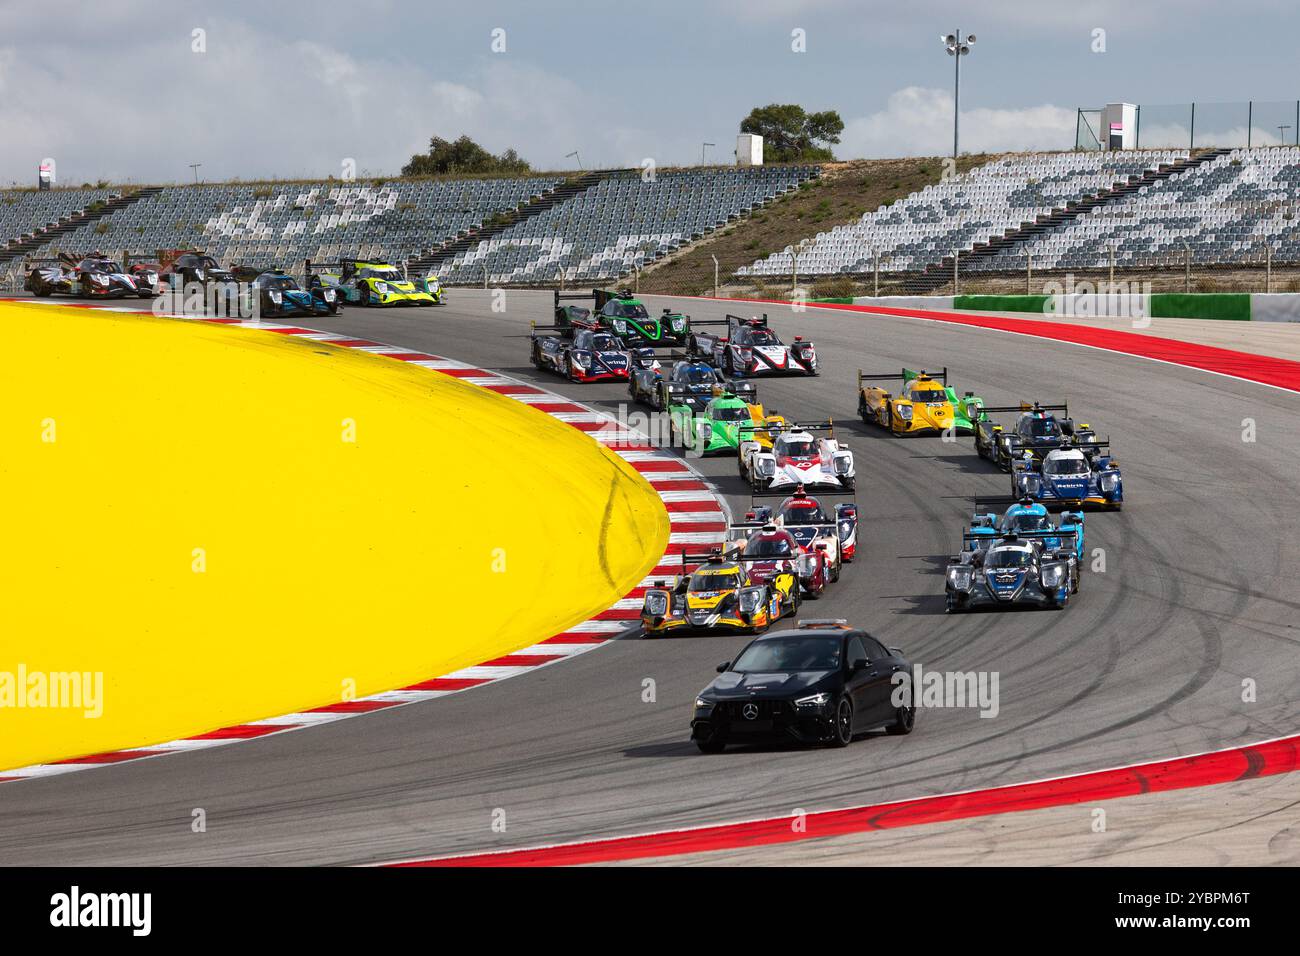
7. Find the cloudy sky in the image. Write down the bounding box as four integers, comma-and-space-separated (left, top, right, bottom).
1, 0, 1295, 185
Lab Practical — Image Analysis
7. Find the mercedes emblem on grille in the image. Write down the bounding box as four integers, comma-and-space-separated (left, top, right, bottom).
742, 703, 759, 720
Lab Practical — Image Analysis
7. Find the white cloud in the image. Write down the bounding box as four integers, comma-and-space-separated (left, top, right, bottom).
840, 87, 1077, 158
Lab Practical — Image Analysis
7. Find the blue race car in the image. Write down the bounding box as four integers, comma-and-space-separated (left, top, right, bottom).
628, 356, 755, 412
946, 530, 1081, 613
968, 497, 1084, 561
1011, 439, 1123, 510
244, 269, 340, 318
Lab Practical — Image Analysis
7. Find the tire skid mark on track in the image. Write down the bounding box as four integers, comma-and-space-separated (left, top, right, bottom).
0, 303, 728, 785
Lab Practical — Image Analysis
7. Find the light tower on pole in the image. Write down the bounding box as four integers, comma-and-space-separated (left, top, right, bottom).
941, 30, 976, 159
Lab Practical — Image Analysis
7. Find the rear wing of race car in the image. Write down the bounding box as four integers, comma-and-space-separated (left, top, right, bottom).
978, 401, 1070, 417
961, 529, 1079, 549
1010, 437, 1112, 460
123, 252, 159, 268
529, 321, 569, 338
857, 367, 948, 387
24, 257, 68, 270
229, 264, 284, 282
664, 379, 757, 402
305, 259, 346, 275
557, 289, 597, 307
752, 419, 839, 438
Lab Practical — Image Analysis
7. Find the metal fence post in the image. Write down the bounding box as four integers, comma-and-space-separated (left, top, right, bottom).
873, 248, 880, 297
953, 249, 959, 295
1266, 245, 1272, 293
791, 250, 798, 296
1026, 253, 1033, 294
1183, 243, 1191, 293
1108, 243, 1115, 292
711, 254, 719, 298
634, 265, 640, 293
483, 264, 488, 290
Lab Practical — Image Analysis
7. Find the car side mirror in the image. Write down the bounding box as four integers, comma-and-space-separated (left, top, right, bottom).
851, 658, 869, 672
716, 662, 730, 673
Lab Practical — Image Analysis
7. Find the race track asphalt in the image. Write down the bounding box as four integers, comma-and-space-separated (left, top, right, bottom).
2, 290, 1297, 866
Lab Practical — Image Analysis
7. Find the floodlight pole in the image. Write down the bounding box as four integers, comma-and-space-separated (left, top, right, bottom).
942, 30, 975, 159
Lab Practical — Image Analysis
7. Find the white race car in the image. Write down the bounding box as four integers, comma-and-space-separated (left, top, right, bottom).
741, 424, 854, 492
688, 314, 817, 376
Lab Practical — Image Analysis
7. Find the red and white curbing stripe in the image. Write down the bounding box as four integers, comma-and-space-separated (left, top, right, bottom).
0, 303, 729, 784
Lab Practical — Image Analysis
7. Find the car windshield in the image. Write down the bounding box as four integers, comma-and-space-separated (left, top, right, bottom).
261, 276, 299, 291
747, 536, 793, 557
778, 439, 817, 457
360, 267, 402, 281
589, 334, 619, 351
710, 404, 749, 422
748, 328, 779, 346
1023, 417, 1061, 438
1044, 456, 1089, 476
85, 260, 121, 272
910, 388, 945, 403
987, 549, 1033, 569
619, 303, 649, 319
731, 636, 842, 674
678, 366, 717, 385
1008, 513, 1049, 533
689, 569, 741, 592
782, 503, 827, 524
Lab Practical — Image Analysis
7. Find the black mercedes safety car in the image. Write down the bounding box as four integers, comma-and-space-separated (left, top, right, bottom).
690, 620, 914, 752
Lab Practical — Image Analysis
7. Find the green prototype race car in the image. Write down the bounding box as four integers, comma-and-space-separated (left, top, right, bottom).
668, 388, 785, 456
305, 258, 441, 307
902, 367, 986, 432
553, 288, 691, 347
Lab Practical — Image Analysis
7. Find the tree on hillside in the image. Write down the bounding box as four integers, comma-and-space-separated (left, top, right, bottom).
739, 105, 844, 163
401, 135, 532, 176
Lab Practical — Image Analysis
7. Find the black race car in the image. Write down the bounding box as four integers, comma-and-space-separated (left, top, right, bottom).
690, 620, 915, 752
25, 255, 154, 299
160, 251, 237, 291
554, 288, 691, 347
627, 355, 755, 412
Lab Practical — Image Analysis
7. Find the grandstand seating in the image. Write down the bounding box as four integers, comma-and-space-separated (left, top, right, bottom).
14, 178, 560, 271
0, 189, 119, 247
977, 146, 1300, 271
437, 166, 819, 284
739, 151, 1189, 278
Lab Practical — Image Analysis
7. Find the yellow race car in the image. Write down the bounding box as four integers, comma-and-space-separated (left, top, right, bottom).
856, 367, 982, 436
306, 258, 439, 307
641, 550, 799, 636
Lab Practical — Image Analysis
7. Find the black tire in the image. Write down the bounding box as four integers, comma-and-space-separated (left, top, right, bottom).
34, 286, 52, 298
696, 739, 725, 754
359, 287, 372, 307
830, 697, 853, 747
886, 699, 916, 736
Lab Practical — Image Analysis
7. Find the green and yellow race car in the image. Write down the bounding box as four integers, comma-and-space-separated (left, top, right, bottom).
856, 367, 985, 436
669, 388, 785, 456
306, 258, 441, 307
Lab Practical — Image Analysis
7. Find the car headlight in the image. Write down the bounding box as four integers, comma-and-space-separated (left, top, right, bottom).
694, 697, 715, 711
1042, 564, 1065, 588
193, 269, 206, 280
613, 320, 627, 333
645, 592, 669, 617
671, 317, 686, 330
756, 458, 776, 477
832, 455, 851, 475
268, 289, 283, 303
376, 282, 391, 294
92, 273, 109, 285
1100, 473, 1118, 492
795, 692, 831, 709
571, 352, 591, 368
323, 289, 336, 301
947, 565, 974, 589
738, 588, 763, 613
896, 404, 913, 420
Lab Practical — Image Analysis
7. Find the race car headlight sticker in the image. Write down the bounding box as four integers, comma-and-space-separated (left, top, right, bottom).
738, 588, 763, 614
832, 455, 851, 475
896, 404, 913, 420
795, 692, 831, 709
947, 566, 973, 589
645, 592, 669, 617
1100, 472, 1119, 492
1042, 564, 1065, 588
756, 458, 776, 477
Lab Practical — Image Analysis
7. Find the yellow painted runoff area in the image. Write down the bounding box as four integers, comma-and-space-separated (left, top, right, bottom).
0, 302, 669, 770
